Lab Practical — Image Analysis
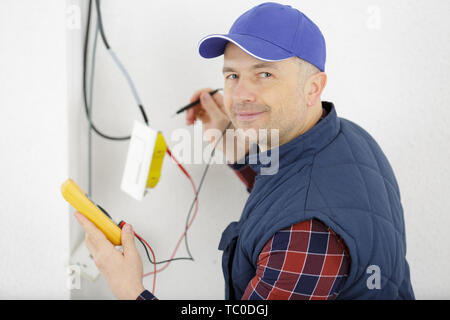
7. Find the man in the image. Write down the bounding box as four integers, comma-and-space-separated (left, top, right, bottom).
75, 2, 415, 300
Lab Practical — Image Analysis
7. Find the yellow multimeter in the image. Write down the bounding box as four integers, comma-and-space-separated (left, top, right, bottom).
61, 178, 122, 246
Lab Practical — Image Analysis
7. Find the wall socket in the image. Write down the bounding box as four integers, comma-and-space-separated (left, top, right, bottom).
70, 240, 100, 281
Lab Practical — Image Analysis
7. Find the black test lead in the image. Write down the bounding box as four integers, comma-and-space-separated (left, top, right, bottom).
171, 88, 222, 118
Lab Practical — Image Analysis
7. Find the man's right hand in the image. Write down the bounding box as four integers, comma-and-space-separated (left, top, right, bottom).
186, 88, 248, 164
186, 88, 231, 132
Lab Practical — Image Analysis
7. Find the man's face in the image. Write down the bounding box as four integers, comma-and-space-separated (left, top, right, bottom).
222, 42, 308, 147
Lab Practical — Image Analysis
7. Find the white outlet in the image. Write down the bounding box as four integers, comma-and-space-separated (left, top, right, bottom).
70, 240, 100, 281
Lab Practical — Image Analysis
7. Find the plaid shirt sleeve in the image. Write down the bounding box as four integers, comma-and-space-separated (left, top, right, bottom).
136, 289, 157, 300
241, 218, 351, 300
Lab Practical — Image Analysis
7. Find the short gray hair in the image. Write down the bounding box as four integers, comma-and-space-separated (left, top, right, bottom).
296, 58, 320, 87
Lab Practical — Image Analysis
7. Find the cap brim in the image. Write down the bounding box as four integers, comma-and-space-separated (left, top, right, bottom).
198, 33, 294, 61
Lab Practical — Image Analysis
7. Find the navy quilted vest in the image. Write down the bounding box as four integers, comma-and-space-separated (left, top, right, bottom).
219, 101, 415, 300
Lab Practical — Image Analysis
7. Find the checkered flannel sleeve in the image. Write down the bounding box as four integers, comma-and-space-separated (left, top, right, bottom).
241, 218, 351, 300
136, 289, 157, 300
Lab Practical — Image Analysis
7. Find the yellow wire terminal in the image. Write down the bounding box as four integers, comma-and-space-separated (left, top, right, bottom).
146, 131, 167, 189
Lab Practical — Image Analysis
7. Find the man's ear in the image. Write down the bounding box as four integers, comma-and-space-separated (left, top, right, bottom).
305, 72, 327, 107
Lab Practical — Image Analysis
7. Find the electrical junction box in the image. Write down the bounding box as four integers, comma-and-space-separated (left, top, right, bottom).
121, 121, 167, 201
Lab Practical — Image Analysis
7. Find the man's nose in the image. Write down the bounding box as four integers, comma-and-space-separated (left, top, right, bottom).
232, 78, 257, 104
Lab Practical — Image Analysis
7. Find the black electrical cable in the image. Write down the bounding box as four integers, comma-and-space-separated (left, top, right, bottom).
136, 235, 191, 265
183, 120, 233, 260
84, 0, 149, 140
94, 0, 110, 50
94, 0, 149, 127
139, 104, 149, 125
83, 0, 130, 140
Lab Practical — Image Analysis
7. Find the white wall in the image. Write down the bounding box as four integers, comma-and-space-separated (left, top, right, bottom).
0, 0, 449, 300
0, 0, 70, 299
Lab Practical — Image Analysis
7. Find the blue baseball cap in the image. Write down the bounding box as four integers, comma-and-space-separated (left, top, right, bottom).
198, 2, 326, 72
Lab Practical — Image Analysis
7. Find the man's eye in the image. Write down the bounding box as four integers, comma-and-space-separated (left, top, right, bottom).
260, 72, 272, 78
226, 74, 238, 80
